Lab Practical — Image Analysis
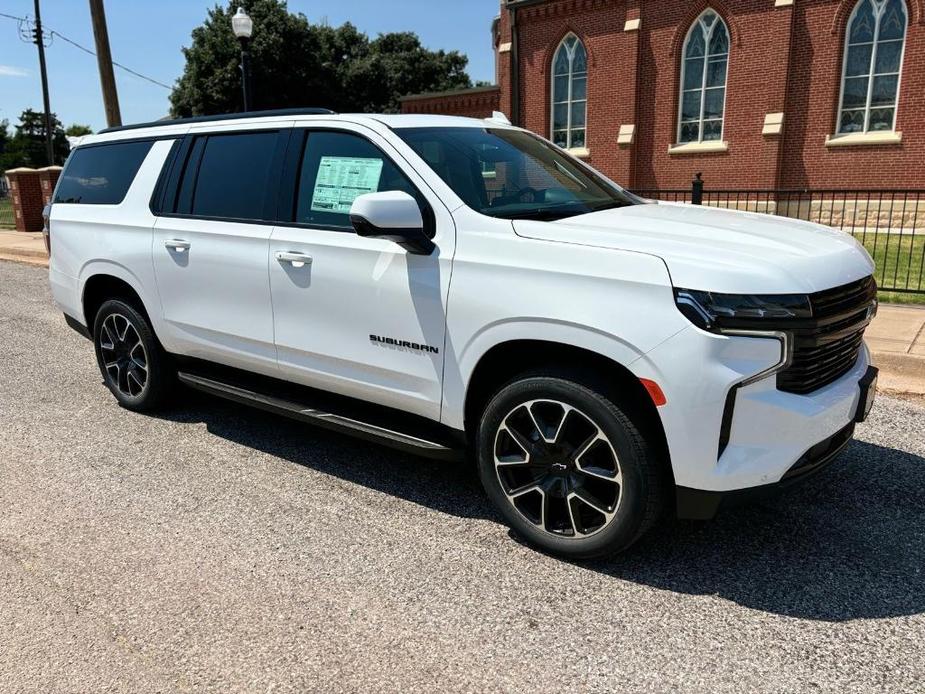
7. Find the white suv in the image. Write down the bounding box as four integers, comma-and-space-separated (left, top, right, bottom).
48, 109, 878, 558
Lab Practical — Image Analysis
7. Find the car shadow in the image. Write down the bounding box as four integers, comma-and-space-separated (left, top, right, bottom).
158, 390, 494, 522
156, 393, 925, 622
558, 438, 925, 622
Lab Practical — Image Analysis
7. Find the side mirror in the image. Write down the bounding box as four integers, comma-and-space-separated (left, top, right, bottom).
349, 191, 435, 255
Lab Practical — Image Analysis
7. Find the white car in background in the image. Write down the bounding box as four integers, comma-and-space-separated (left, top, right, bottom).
46, 109, 878, 558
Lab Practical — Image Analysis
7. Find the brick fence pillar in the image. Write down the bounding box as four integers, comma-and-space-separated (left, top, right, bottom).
37, 166, 63, 207
4, 168, 44, 232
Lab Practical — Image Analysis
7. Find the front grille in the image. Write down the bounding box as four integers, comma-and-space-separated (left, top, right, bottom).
776, 276, 876, 394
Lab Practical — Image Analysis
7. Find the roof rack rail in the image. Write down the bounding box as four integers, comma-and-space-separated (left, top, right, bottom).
99, 107, 337, 134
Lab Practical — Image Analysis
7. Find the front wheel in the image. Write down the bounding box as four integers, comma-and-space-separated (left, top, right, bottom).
477, 373, 665, 559
93, 299, 173, 412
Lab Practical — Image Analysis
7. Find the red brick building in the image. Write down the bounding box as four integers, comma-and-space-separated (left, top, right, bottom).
401, 0, 924, 190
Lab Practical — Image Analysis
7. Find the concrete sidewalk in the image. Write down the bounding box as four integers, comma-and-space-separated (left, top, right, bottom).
0, 230, 47, 266
867, 304, 925, 396
1, 228, 924, 394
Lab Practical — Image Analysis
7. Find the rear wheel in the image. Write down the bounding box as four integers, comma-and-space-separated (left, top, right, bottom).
93, 299, 173, 411
477, 372, 665, 558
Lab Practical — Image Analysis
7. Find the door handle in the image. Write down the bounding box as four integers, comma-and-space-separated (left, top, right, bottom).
165, 239, 191, 252
275, 251, 312, 268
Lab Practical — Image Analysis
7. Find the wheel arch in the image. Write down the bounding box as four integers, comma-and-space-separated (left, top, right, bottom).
462, 339, 674, 485
81, 271, 153, 331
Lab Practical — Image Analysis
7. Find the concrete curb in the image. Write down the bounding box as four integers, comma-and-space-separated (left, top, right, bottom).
8, 246, 49, 259
0, 253, 48, 268
871, 351, 925, 396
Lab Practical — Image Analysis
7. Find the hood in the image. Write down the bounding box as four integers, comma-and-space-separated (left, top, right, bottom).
513, 202, 875, 294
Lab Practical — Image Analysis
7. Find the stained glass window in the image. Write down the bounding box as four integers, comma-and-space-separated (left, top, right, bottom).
838, 0, 907, 134
678, 10, 729, 144
551, 35, 588, 149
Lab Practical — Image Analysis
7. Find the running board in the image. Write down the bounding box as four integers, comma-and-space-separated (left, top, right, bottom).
177, 372, 464, 461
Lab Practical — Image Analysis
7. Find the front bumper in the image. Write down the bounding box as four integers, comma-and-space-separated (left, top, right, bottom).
675, 420, 855, 519
631, 325, 875, 509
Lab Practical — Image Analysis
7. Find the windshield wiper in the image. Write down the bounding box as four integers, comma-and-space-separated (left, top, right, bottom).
492, 206, 584, 221
588, 201, 633, 212
494, 200, 634, 221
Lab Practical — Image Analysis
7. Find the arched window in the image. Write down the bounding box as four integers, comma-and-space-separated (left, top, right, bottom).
551, 35, 587, 150
678, 10, 729, 144
837, 0, 907, 134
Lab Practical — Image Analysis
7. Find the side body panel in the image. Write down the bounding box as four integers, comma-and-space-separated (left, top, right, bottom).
269, 121, 456, 420
151, 216, 278, 373
149, 122, 294, 377
440, 206, 686, 431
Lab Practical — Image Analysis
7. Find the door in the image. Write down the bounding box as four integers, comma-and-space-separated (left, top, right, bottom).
152, 128, 289, 375
268, 126, 455, 420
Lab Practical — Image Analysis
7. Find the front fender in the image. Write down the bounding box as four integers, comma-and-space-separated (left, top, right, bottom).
441, 318, 677, 431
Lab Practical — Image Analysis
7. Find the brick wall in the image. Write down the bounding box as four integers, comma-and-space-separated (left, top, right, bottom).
38, 166, 62, 206
417, 0, 925, 190
3, 167, 60, 233
4, 168, 44, 232
514, 0, 633, 182
780, 0, 925, 188
400, 86, 501, 118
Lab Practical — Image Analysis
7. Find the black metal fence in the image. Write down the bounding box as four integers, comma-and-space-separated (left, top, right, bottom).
632, 177, 925, 296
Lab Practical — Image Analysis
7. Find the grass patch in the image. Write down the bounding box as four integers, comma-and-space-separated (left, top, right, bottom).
0, 197, 14, 230
854, 232, 925, 305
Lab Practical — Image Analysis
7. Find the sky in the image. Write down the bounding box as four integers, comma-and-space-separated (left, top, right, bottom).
0, 0, 500, 132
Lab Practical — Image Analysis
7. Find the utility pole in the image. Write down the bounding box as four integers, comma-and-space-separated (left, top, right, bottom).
88, 0, 121, 127
32, 0, 54, 165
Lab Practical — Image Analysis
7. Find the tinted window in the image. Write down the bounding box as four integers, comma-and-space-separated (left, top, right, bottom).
397, 127, 640, 221
54, 140, 154, 204
295, 131, 419, 229
190, 131, 279, 220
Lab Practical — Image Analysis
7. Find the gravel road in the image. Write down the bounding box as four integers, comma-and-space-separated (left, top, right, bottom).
1, 260, 923, 693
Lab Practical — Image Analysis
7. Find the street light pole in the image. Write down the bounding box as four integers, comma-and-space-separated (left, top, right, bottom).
32, 0, 55, 165
231, 8, 254, 112
240, 42, 252, 112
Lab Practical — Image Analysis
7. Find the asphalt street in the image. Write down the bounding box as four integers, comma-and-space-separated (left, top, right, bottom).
1, 260, 923, 693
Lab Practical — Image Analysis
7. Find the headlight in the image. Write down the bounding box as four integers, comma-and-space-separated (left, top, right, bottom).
674, 288, 812, 332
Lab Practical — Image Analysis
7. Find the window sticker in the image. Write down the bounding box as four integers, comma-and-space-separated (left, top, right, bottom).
310, 156, 384, 214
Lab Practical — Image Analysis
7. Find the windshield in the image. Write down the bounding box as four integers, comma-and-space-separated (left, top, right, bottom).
395, 127, 643, 221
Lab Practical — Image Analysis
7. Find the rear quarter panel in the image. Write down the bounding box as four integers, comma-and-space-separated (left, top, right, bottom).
49, 139, 176, 342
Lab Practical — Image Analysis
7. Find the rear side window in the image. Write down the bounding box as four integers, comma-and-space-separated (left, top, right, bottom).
54, 140, 153, 204
188, 131, 279, 220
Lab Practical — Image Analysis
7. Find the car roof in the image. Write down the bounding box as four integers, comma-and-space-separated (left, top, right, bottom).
75, 111, 513, 148
359, 114, 508, 130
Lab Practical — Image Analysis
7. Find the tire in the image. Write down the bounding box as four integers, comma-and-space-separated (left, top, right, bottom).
92, 299, 174, 412
477, 371, 666, 559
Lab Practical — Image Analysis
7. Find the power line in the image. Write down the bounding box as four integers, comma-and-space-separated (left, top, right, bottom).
50, 31, 171, 90
0, 11, 172, 90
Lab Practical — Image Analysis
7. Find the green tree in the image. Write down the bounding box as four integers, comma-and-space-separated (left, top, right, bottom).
0, 120, 11, 174
170, 0, 474, 116
65, 124, 94, 137
335, 30, 473, 113
1, 109, 69, 170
